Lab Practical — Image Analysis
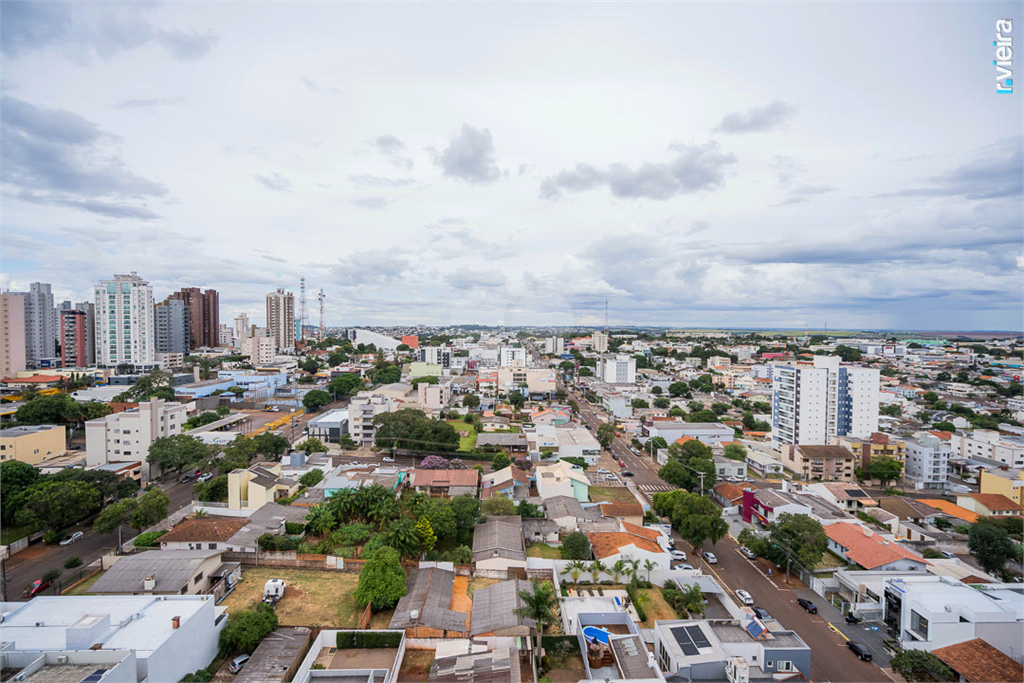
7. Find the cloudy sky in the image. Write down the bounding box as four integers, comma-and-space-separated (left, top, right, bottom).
2, 1, 1021, 331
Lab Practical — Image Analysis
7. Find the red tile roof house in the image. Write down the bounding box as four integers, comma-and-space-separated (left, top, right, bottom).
824, 522, 930, 571
955, 493, 1023, 517
932, 638, 1024, 683
408, 468, 480, 498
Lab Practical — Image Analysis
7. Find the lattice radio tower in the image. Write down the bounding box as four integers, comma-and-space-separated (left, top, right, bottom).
299, 277, 307, 342
317, 289, 326, 341
604, 299, 609, 334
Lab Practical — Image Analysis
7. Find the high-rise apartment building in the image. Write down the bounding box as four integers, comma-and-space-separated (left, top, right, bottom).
60, 309, 88, 368
15, 282, 57, 368
168, 287, 219, 349
0, 293, 27, 377
592, 330, 609, 353
771, 356, 880, 450
596, 354, 636, 384
154, 298, 191, 355
94, 272, 155, 368
74, 301, 96, 366
904, 431, 952, 490
265, 289, 295, 351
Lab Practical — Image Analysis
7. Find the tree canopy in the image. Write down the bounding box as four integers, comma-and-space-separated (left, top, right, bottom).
652, 489, 728, 550
353, 546, 408, 611
561, 531, 592, 560
968, 521, 1016, 575
373, 409, 459, 451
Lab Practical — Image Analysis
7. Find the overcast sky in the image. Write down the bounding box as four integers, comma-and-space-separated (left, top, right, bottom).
2, 1, 1021, 331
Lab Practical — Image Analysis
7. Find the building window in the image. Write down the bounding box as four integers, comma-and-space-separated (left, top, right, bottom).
194, 572, 204, 584
910, 610, 929, 639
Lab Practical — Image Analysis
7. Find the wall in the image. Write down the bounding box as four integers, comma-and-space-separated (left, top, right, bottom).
141, 597, 225, 683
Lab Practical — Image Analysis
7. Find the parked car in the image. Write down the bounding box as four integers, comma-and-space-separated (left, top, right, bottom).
845, 613, 861, 624
940, 550, 957, 559
23, 579, 50, 598
59, 531, 84, 546
605, 474, 617, 480
735, 589, 754, 605
739, 547, 757, 560
180, 473, 195, 483
381, 457, 394, 463
752, 607, 771, 620
670, 550, 688, 561
622, 471, 634, 477
797, 598, 818, 614
618, 461, 626, 467
228, 654, 251, 673
847, 642, 872, 661
702, 552, 718, 564
197, 472, 213, 482
597, 468, 610, 474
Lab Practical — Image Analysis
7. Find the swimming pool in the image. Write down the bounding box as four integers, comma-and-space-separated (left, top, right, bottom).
582, 626, 612, 644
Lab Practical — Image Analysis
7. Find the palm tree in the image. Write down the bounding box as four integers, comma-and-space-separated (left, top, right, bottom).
587, 559, 606, 585
305, 504, 337, 536
367, 498, 399, 530
515, 579, 558, 682
405, 491, 430, 517
611, 559, 627, 585
627, 559, 641, 587
561, 560, 586, 591
328, 489, 357, 521
643, 559, 656, 583
384, 518, 419, 558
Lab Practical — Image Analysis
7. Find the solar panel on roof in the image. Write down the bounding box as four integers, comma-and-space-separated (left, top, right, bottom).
685, 625, 711, 649
671, 627, 699, 656
745, 620, 766, 639
847, 490, 868, 498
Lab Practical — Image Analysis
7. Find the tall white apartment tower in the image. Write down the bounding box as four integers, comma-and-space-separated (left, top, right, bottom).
15, 282, 57, 367
592, 330, 609, 353
94, 272, 155, 367
772, 355, 880, 450
265, 289, 295, 351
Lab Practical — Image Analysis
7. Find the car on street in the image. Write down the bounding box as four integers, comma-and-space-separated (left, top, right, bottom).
940, 550, 957, 559
597, 468, 610, 474
670, 550, 687, 561
604, 474, 617, 480
797, 598, 818, 613
23, 579, 50, 598
197, 472, 213, 482
702, 551, 718, 564
180, 473, 195, 483
622, 471, 634, 477
228, 654, 251, 673
618, 461, 626, 467
677, 563, 694, 570
752, 607, 771, 620
381, 456, 394, 462
739, 547, 757, 560
846, 642, 872, 661
59, 531, 84, 546
735, 589, 754, 605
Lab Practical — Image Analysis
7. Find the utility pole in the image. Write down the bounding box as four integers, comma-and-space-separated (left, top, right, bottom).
318, 289, 326, 342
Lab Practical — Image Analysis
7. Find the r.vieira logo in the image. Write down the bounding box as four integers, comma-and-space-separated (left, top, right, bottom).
995, 19, 1013, 94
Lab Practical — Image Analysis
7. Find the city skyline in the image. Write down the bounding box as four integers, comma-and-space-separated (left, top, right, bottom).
2, 1, 1021, 330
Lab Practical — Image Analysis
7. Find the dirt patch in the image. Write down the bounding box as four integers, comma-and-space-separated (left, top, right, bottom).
639, 588, 679, 628
219, 567, 361, 627
589, 486, 638, 505
466, 576, 501, 599
545, 653, 586, 683
398, 649, 434, 682
753, 558, 808, 589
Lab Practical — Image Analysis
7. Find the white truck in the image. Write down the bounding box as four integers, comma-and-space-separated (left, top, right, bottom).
263, 578, 286, 608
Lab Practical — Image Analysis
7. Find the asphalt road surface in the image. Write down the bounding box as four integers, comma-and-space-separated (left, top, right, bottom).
2, 479, 195, 601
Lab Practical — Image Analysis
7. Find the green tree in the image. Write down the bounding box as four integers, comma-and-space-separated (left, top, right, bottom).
415, 516, 436, 552
306, 504, 337, 536
450, 495, 481, 542
768, 513, 828, 580
632, 398, 649, 409
327, 351, 348, 366
890, 649, 953, 683
252, 432, 290, 458
561, 531, 592, 560
302, 390, 332, 412
93, 499, 136, 534
353, 547, 408, 611
517, 500, 544, 518
596, 422, 617, 449
508, 391, 527, 412
301, 357, 321, 374
14, 393, 83, 424
968, 521, 1016, 575
462, 394, 480, 409
329, 373, 364, 398
130, 488, 170, 530
300, 469, 324, 487
295, 437, 328, 455
879, 404, 903, 417
0, 460, 41, 524
668, 406, 685, 417
668, 382, 689, 397
922, 391, 938, 404
932, 421, 957, 433
219, 603, 278, 654
834, 345, 862, 362
373, 409, 459, 452
515, 580, 559, 680
423, 501, 457, 541
561, 559, 586, 590
588, 559, 608, 583
866, 456, 903, 486
384, 518, 420, 557
652, 490, 728, 553
147, 434, 211, 474
15, 481, 102, 533
653, 397, 671, 409
481, 496, 517, 516
723, 443, 746, 461
710, 402, 730, 415
644, 436, 669, 456
492, 453, 512, 471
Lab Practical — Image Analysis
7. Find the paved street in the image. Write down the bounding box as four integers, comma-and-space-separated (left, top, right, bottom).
2, 479, 194, 601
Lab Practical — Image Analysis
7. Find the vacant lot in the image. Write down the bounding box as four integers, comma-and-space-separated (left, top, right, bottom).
526, 543, 562, 559
448, 421, 478, 451
589, 486, 638, 505
64, 570, 104, 596
220, 567, 362, 627
397, 649, 434, 682
639, 588, 680, 628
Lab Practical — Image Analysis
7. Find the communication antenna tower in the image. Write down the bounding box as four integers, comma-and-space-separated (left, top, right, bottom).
604, 300, 609, 335
299, 277, 307, 341
318, 289, 326, 341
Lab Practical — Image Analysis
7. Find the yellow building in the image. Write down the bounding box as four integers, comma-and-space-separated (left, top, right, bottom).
0, 424, 67, 465
227, 462, 300, 510
979, 468, 1024, 506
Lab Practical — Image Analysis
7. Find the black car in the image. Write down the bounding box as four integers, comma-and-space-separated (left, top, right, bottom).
752, 607, 771, 620
797, 598, 817, 614
622, 471, 634, 477
847, 641, 872, 661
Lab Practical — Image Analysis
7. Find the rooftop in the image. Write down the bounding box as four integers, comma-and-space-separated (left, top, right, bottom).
825, 522, 928, 569
932, 637, 1024, 682
588, 530, 663, 559
0, 424, 63, 437
236, 627, 313, 683
88, 549, 220, 594
796, 445, 856, 459
472, 516, 526, 563
963, 493, 1023, 512
158, 516, 248, 544
916, 499, 982, 523
469, 579, 535, 636
389, 567, 468, 633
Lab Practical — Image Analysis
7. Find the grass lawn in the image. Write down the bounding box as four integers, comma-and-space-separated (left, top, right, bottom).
526, 543, 563, 559
63, 570, 104, 596
814, 551, 848, 571
448, 421, 478, 451
589, 486, 638, 505
220, 567, 362, 627
639, 588, 680, 628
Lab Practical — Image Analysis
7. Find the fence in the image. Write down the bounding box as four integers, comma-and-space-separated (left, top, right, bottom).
5, 536, 29, 557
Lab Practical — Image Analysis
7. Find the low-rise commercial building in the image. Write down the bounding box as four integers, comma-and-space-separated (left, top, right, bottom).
0, 424, 66, 465
85, 398, 187, 481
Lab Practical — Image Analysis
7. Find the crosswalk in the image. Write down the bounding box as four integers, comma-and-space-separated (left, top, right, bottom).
639, 484, 676, 493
